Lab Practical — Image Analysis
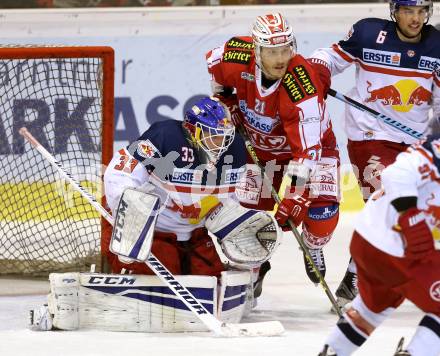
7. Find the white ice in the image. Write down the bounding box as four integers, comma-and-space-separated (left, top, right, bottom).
0, 214, 421, 356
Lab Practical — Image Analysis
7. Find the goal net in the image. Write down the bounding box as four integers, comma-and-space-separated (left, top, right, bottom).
0, 46, 114, 277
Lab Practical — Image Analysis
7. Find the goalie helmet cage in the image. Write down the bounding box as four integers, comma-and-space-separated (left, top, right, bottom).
0, 46, 114, 277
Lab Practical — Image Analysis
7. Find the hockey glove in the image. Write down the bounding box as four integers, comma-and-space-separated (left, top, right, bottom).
395, 207, 434, 259
214, 93, 243, 126
275, 194, 311, 227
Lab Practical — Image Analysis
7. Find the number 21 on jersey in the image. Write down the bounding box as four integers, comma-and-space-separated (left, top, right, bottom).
255, 98, 266, 115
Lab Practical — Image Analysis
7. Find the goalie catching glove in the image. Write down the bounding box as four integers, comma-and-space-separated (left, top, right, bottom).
205, 200, 281, 265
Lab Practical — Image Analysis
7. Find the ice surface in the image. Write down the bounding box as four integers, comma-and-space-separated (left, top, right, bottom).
0, 214, 421, 356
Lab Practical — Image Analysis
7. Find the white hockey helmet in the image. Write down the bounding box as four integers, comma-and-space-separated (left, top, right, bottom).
251, 13, 297, 71
390, 0, 433, 22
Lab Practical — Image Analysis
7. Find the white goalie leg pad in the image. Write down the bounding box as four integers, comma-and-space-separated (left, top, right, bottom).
78, 273, 218, 332
110, 187, 160, 263
205, 200, 281, 266
43, 272, 253, 332
217, 270, 252, 323
47, 272, 218, 332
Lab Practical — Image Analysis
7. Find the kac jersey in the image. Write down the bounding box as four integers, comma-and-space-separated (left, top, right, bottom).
311, 18, 440, 144
207, 36, 336, 171
355, 134, 440, 257
104, 120, 247, 241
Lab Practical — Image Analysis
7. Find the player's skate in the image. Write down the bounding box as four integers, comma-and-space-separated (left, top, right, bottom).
393, 337, 410, 355
303, 247, 326, 284
29, 304, 53, 331
317, 344, 337, 356
334, 270, 358, 311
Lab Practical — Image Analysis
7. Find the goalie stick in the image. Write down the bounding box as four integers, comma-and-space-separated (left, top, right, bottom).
236, 125, 343, 317
19, 127, 284, 337
328, 88, 423, 140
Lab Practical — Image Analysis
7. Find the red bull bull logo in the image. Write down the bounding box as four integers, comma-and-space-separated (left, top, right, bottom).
364, 79, 432, 113
365, 81, 402, 105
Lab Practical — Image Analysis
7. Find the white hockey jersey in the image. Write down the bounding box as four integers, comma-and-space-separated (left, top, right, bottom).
310, 18, 440, 144
104, 120, 247, 241
355, 134, 440, 257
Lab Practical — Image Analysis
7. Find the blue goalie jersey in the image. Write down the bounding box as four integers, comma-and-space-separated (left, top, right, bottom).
104, 120, 247, 241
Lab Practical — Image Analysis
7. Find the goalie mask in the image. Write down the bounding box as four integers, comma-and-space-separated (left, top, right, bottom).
183, 97, 235, 164
390, 0, 433, 23
251, 13, 297, 79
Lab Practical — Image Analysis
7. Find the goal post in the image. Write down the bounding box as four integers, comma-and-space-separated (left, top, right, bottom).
0, 46, 114, 277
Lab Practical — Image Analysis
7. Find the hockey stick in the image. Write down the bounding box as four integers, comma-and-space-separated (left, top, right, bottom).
328, 88, 423, 140
236, 125, 343, 317
19, 127, 284, 337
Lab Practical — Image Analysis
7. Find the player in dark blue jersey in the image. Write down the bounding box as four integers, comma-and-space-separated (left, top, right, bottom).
104, 96, 280, 293
310, 0, 440, 310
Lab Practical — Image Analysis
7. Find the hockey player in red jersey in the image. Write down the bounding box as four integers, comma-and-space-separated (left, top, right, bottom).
310, 0, 440, 308
206, 13, 340, 284
318, 134, 440, 356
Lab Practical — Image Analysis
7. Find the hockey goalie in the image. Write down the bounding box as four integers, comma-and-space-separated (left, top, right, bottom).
30, 96, 281, 333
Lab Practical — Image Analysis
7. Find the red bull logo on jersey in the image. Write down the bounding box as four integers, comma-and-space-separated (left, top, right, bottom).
363, 48, 401, 66
137, 140, 159, 159
364, 79, 432, 113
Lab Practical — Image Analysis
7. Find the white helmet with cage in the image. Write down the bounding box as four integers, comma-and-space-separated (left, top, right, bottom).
251, 13, 297, 71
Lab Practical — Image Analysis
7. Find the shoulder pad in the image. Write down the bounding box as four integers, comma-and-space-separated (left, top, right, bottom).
222, 36, 254, 65
282, 59, 317, 103
225, 37, 254, 51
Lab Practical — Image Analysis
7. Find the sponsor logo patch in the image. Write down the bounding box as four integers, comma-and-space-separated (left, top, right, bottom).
241, 72, 255, 82
418, 56, 440, 73
282, 72, 305, 102
137, 139, 159, 158
363, 48, 401, 66
430, 280, 440, 302
223, 50, 252, 64
171, 168, 203, 184
235, 165, 261, 205
226, 37, 254, 50
224, 168, 244, 184
293, 65, 316, 95
307, 204, 338, 220
239, 100, 279, 133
